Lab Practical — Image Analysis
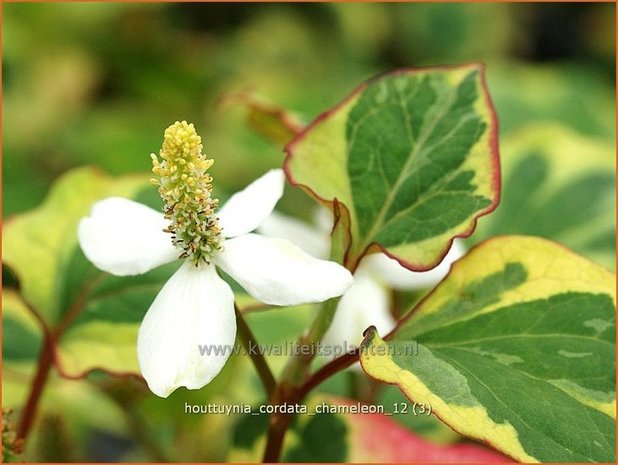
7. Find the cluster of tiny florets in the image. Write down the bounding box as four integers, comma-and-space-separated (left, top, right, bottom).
151, 121, 222, 265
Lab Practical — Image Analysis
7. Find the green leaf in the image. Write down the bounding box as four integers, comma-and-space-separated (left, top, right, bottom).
475, 124, 615, 270
360, 236, 616, 462
286, 64, 499, 269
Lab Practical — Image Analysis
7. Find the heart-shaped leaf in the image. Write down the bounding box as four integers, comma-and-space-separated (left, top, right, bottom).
286, 64, 499, 270
360, 236, 616, 462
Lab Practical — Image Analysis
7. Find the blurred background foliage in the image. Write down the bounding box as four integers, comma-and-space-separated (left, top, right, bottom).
2, 2, 615, 462
3, 2, 615, 216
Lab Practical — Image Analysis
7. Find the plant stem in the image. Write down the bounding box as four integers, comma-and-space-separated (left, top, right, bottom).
262, 409, 295, 463
235, 306, 276, 399
15, 273, 105, 450
298, 349, 359, 400
262, 266, 348, 462
16, 333, 55, 447
278, 296, 340, 389
305, 297, 339, 344
262, 349, 359, 463
262, 204, 355, 462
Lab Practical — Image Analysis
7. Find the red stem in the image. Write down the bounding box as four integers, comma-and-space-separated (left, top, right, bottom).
261, 349, 359, 463
16, 332, 55, 446
298, 349, 359, 400
15, 274, 102, 449
262, 411, 294, 463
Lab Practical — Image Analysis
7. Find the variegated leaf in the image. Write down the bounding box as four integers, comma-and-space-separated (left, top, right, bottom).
286, 64, 499, 270
361, 236, 616, 462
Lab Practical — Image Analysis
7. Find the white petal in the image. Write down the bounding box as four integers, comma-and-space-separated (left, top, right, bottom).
363, 239, 467, 290
78, 197, 178, 276
323, 274, 395, 351
257, 211, 330, 259
218, 169, 285, 238
216, 233, 353, 306
137, 262, 236, 398
313, 205, 334, 233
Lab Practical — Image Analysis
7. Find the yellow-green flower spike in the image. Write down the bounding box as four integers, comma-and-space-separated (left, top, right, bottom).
151, 121, 223, 265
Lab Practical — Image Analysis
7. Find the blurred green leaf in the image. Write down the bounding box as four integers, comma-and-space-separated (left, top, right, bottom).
245, 305, 314, 378
488, 63, 616, 140
2, 291, 42, 363
390, 3, 521, 64
284, 409, 347, 462
474, 124, 615, 270
3, 167, 148, 325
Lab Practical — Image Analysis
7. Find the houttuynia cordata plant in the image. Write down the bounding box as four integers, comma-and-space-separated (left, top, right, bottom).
4, 63, 615, 464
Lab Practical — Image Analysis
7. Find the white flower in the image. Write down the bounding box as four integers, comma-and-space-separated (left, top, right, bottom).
78, 169, 354, 397
259, 210, 466, 351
